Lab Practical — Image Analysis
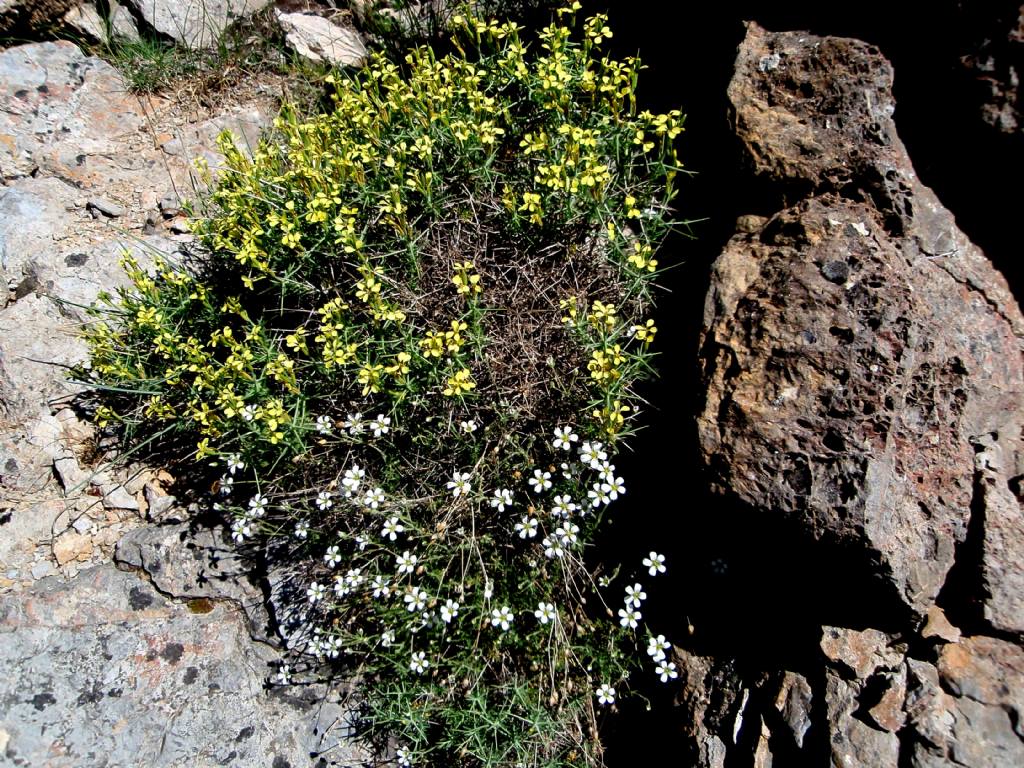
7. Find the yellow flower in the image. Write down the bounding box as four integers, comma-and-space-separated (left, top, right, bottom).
443, 368, 476, 396
452, 261, 482, 296
357, 363, 384, 395
632, 319, 658, 345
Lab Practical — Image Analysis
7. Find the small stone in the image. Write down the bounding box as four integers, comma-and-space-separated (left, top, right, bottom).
30, 561, 56, 579
820, 259, 850, 284
169, 217, 191, 234
87, 198, 126, 218
72, 516, 92, 535
144, 482, 179, 522
53, 531, 93, 565
159, 195, 182, 217
850, 221, 870, 236
102, 485, 139, 511
276, 11, 368, 67
922, 605, 961, 643
867, 668, 908, 732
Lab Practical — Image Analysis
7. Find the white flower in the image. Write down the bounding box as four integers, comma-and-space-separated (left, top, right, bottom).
543, 536, 564, 559
370, 414, 391, 437
447, 471, 472, 498
240, 404, 257, 422
396, 550, 418, 575
219, 474, 234, 496
345, 568, 364, 589
341, 464, 365, 497
324, 635, 344, 659
603, 476, 626, 500
248, 493, 268, 517
316, 490, 334, 510
555, 523, 579, 546
588, 483, 611, 508
354, 535, 367, 551
491, 606, 514, 631
333, 574, 350, 597
597, 575, 611, 588
550, 495, 576, 519
624, 583, 647, 608
490, 488, 514, 512
362, 487, 385, 509
596, 460, 616, 483
381, 516, 405, 541
655, 660, 678, 682
579, 441, 607, 468
647, 634, 671, 662
380, 630, 395, 647
371, 575, 391, 598
459, 419, 478, 434
534, 601, 556, 624
528, 469, 552, 494
307, 581, 327, 604
274, 664, 291, 685
404, 586, 428, 612
552, 426, 579, 450
230, 518, 253, 543
396, 748, 412, 768
410, 651, 429, 674
514, 516, 538, 539
294, 519, 310, 539
618, 607, 642, 629
315, 414, 333, 435
483, 582, 493, 599
342, 412, 364, 435
595, 683, 616, 706
226, 453, 245, 475
324, 545, 342, 568
440, 599, 460, 624
643, 551, 667, 576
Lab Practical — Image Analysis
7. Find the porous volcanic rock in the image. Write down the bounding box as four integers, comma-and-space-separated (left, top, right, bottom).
698, 22, 1024, 619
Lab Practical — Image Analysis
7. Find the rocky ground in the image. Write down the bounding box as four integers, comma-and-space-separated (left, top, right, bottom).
0, 39, 367, 767
1, 1, 1023, 767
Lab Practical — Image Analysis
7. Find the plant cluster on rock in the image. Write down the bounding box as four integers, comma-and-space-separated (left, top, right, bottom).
76, 5, 683, 766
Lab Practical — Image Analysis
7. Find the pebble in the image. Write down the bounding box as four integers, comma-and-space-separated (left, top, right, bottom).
87, 197, 126, 218
30, 561, 56, 579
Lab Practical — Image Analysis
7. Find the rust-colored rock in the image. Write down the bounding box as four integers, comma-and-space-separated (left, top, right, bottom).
699, 22, 1024, 618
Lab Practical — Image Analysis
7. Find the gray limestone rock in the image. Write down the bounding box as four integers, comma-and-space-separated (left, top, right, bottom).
276, 11, 368, 67
0, 565, 367, 766
125, 0, 272, 49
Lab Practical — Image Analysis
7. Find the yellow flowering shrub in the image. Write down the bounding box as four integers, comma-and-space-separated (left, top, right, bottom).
77, 6, 682, 767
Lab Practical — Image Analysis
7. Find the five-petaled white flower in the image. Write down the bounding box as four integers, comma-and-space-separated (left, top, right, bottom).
306, 581, 326, 604
596, 460, 617, 483
370, 414, 391, 437
555, 523, 579, 546
595, 683, 616, 706
459, 419, 478, 434
342, 464, 365, 497
231, 518, 253, 543
534, 601, 557, 624
543, 536, 565, 559
643, 551, 667, 576
618, 607, 642, 629
552, 426, 579, 450
248, 493, 268, 517
624, 583, 647, 608
316, 490, 334, 510
514, 515, 538, 539
380, 630, 395, 647
440, 599, 460, 624
219, 474, 234, 496
294, 519, 310, 539
647, 634, 671, 662
315, 415, 333, 435
396, 748, 412, 768
550, 495, 576, 519
324, 545, 342, 568
381, 516, 404, 541
354, 535, 367, 551
371, 575, 391, 598
528, 469, 552, 494
333, 574, 350, 597
588, 483, 611, 508
655, 660, 678, 682
226, 453, 245, 475
240, 404, 257, 422
396, 550, 418, 575
579, 441, 607, 468
491, 606, 514, 631
404, 586, 428, 612
410, 651, 429, 674
274, 664, 291, 685
490, 488, 514, 512
362, 487, 385, 509
342, 412, 364, 435
604, 476, 626, 500
447, 471, 472, 498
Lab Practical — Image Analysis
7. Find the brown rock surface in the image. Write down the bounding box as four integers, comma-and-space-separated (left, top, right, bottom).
699, 22, 1024, 618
